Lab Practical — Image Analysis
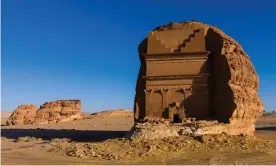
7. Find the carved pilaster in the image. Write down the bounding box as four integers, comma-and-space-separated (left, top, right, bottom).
160, 89, 169, 109
135, 102, 139, 119
183, 87, 192, 99
144, 89, 153, 116
180, 87, 192, 109
185, 87, 192, 91
166, 89, 170, 109
180, 88, 185, 101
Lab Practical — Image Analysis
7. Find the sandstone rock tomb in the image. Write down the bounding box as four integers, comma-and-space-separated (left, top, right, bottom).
134, 21, 263, 135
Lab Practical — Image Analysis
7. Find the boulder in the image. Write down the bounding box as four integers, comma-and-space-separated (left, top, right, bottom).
6, 104, 37, 125
126, 122, 180, 140
34, 100, 82, 124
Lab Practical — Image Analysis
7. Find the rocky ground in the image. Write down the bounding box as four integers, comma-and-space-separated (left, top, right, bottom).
44, 133, 276, 165
1, 110, 276, 165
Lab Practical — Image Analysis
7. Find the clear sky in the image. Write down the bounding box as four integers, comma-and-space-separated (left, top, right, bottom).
2, 0, 276, 112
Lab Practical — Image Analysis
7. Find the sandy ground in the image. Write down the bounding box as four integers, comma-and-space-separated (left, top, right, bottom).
255, 112, 276, 141
1, 111, 276, 165
1, 111, 12, 126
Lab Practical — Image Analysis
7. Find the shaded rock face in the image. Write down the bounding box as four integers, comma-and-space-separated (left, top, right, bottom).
6, 104, 37, 125
34, 100, 82, 124
134, 21, 263, 135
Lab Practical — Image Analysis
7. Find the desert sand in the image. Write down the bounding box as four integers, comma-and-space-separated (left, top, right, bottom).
1, 111, 12, 126
1, 110, 276, 165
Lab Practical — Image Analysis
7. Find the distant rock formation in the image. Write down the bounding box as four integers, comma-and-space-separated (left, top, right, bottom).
90, 109, 133, 117
6, 100, 82, 125
75, 109, 134, 120
6, 104, 37, 125
34, 100, 82, 124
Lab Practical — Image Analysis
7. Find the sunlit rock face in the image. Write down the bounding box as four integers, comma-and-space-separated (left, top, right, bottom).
34, 100, 82, 124
134, 21, 263, 135
6, 104, 37, 125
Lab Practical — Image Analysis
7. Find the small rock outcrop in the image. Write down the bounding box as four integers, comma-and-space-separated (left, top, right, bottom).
79, 109, 133, 120
34, 100, 82, 124
90, 109, 133, 116
6, 104, 37, 125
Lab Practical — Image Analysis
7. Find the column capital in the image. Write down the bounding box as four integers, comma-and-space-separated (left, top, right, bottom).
184, 87, 192, 92
144, 89, 153, 93
160, 89, 169, 93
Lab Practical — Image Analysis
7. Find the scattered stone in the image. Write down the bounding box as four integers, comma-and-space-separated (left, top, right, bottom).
126, 122, 179, 140
197, 135, 211, 143
47, 133, 276, 162
126, 119, 254, 140
15, 136, 42, 142
178, 127, 193, 136
49, 138, 71, 144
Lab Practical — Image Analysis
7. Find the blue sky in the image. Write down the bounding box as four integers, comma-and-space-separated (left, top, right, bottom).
2, 0, 276, 112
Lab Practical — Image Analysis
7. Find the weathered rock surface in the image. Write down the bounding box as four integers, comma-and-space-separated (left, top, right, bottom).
6, 104, 37, 125
48, 132, 276, 163
127, 118, 261, 140
134, 21, 263, 135
126, 122, 180, 140
34, 100, 82, 124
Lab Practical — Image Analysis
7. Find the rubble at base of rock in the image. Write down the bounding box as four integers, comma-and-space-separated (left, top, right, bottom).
47, 133, 276, 161
126, 118, 256, 140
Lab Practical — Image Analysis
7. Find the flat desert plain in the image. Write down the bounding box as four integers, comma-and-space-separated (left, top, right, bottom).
1, 111, 276, 165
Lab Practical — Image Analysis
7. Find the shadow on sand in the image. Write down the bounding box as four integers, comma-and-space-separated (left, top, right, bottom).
255, 126, 276, 131
1, 128, 129, 142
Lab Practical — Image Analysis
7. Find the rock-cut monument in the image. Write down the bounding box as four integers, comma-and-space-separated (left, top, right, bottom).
133, 21, 264, 135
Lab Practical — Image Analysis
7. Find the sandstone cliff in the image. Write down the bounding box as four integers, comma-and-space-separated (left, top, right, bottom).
34, 100, 82, 124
